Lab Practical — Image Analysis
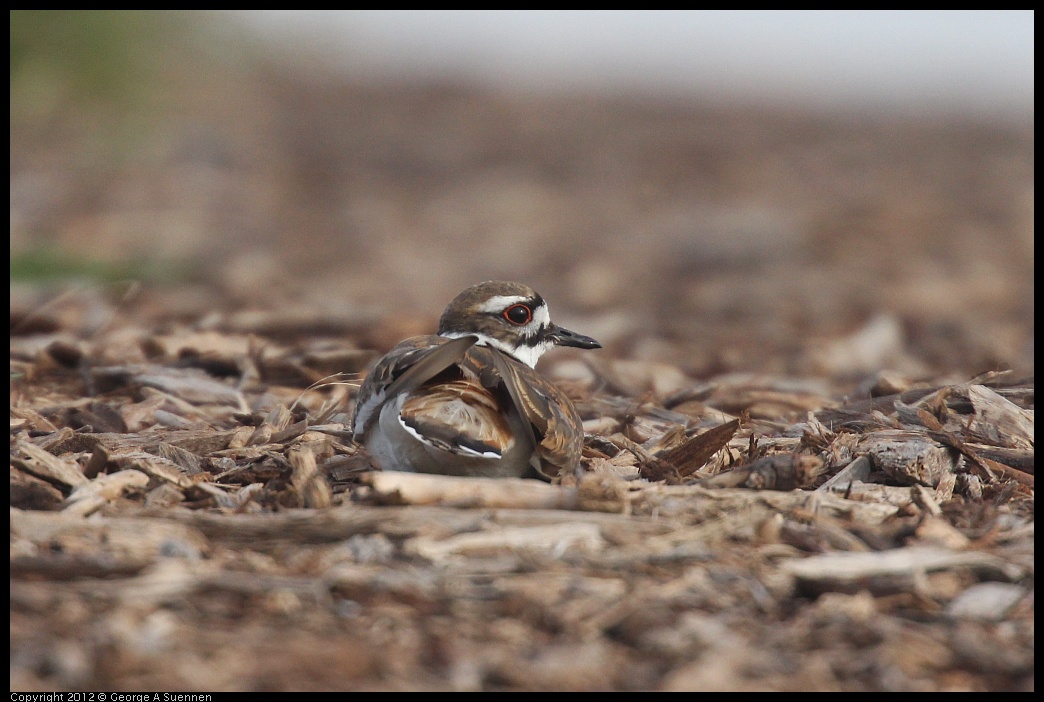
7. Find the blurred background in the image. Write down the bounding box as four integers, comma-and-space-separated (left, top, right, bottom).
10, 11, 1035, 381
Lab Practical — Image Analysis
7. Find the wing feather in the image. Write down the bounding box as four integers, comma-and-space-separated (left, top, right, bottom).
352, 335, 477, 439
469, 347, 584, 479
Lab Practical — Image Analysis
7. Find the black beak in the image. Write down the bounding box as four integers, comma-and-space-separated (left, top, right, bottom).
548, 325, 601, 349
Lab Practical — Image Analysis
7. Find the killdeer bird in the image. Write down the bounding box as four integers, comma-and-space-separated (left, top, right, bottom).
352, 281, 601, 480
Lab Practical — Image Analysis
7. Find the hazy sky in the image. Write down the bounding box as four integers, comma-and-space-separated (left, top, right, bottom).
241, 10, 1034, 115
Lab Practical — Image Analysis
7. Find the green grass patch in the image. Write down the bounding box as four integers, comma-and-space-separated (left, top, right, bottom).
10, 247, 201, 284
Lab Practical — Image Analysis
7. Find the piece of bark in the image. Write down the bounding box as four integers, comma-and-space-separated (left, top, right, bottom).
62, 469, 150, 517
914, 516, 971, 549
244, 424, 273, 447
10, 553, 152, 580
58, 401, 130, 434
696, 453, 825, 491
953, 385, 1033, 449
816, 455, 873, 493
322, 454, 373, 482
957, 473, 984, 500
725, 389, 834, 419
859, 430, 960, 487
260, 403, 295, 431
933, 472, 957, 503
587, 358, 690, 400
9, 406, 59, 433
50, 428, 236, 457
130, 505, 657, 552
83, 445, 110, 480
112, 451, 196, 489
12, 439, 88, 488
776, 515, 874, 553
10, 465, 66, 510
29, 426, 76, 450
946, 583, 1028, 622
840, 482, 916, 509
37, 429, 101, 455
911, 483, 943, 516
136, 386, 213, 422
12, 507, 205, 555
629, 484, 900, 525
191, 481, 264, 512
814, 386, 940, 427
641, 419, 740, 481
582, 416, 620, 436
894, 397, 945, 431
144, 482, 187, 508
782, 546, 1022, 587
643, 423, 688, 455
289, 443, 333, 508
359, 472, 581, 510
928, 430, 1034, 488
622, 413, 688, 445
407, 522, 605, 560
272, 420, 310, 444
155, 442, 206, 476
581, 394, 701, 427
91, 365, 249, 409
963, 445, 1033, 473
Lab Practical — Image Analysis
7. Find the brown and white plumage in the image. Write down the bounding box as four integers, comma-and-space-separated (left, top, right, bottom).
352, 281, 600, 479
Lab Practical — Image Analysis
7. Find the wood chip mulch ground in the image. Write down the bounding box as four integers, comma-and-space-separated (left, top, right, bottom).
10, 67, 1033, 691
10, 290, 1033, 691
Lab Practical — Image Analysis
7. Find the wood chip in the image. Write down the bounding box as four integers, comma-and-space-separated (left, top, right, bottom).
781, 546, 1022, 585
407, 522, 605, 559
111, 451, 197, 489
816, 455, 873, 493
859, 430, 959, 487
359, 472, 581, 510
192, 481, 263, 512
945, 583, 1028, 621
10, 465, 66, 510
642, 419, 740, 481
155, 442, 206, 475
62, 470, 150, 517
13, 439, 88, 487
696, 453, 825, 490
288, 443, 333, 508
956, 384, 1034, 449
92, 365, 248, 409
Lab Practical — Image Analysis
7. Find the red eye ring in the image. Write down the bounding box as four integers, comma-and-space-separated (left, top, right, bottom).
503, 304, 533, 325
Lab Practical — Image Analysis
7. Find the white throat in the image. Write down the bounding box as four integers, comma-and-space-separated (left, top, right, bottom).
440, 331, 552, 368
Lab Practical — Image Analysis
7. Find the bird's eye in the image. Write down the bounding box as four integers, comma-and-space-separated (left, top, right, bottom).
503, 304, 533, 325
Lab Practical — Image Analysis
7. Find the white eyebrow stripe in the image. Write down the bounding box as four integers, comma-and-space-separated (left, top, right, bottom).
477, 296, 551, 333
477, 295, 532, 314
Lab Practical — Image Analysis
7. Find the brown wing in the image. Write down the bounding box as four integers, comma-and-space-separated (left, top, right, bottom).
519, 370, 586, 479
466, 347, 584, 479
352, 335, 477, 440
399, 380, 516, 458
